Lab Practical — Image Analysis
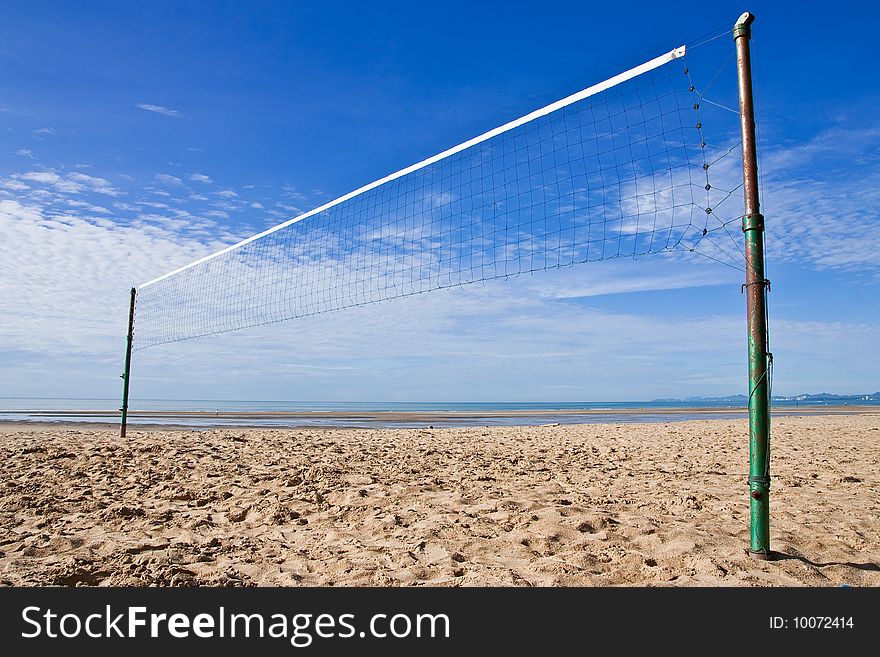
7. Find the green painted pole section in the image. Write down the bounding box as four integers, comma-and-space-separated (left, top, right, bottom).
120, 287, 136, 438
734, 12, 772, 559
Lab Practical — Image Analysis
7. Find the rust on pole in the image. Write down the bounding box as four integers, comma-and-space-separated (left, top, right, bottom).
734, 11, 773, 559
120, 287, 136, 438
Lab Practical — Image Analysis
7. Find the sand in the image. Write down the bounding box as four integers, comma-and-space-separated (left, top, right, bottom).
1, 414, 878, 587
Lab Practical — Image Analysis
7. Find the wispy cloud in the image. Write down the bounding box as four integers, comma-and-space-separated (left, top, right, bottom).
32, 127, 55, 139
759, 125, 880, 276
533, 268, 733, 299
154, 173, 183, 186
123, 265, 879, 401
64, 198, 113, 215
0, 198, 237, 383
135, 103, 181, 117
282, 183, 308, 202
15, 149, 33, 158
1, 101, 878, 401
2, 169, 124, 204
17, 171, 83, 193
0, 194, 751, 401
67, 172, 122, 196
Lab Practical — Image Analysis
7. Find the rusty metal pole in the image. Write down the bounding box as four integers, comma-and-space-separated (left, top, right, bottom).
120, 287, 136, 438
734, 12, 772, 559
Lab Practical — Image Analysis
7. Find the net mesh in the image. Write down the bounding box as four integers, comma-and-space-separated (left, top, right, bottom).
135, 49, 741, 350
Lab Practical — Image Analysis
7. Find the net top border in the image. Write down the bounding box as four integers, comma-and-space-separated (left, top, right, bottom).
138, 44, 686, 290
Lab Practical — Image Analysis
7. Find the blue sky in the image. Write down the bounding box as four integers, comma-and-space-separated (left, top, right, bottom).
0, 0, 878, 402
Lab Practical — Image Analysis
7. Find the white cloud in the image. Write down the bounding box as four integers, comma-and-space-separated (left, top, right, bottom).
9, 170, 122, 197
135, 103, 181, 117
0, 199, 236, 364
0, 177, 877, 401
758, 127, 880, 275
250, 202, 263, 209
0, 179, 29, 192
282, 184, 308, 202
154, 173, 183, 186
67, 172, 121, 196
1, 111, 878, 401
0, 187, 733, 400
15, 149, 33, 158
216, 189, 237, 198
211, 200, 238, 212
17, 171, 82, 193
532, 268, 732, 299
125, 264, 879, 402
18, 171, 61, 184
64, 199, 112, 215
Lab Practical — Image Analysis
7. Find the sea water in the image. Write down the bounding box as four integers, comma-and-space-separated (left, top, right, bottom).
0, 397, 874, 428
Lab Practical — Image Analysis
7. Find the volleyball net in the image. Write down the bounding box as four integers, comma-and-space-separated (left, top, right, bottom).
134, 44, 743, 350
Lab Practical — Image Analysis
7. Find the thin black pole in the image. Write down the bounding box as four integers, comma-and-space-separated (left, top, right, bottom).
120, 287, 136, 438
734, 11, 772, 559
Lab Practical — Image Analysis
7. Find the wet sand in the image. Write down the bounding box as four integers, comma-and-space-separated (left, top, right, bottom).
8, 404, 878, 422
1, 414, 878, 586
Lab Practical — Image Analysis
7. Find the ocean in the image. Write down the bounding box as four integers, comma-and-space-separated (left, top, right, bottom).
1, 397, 876, 429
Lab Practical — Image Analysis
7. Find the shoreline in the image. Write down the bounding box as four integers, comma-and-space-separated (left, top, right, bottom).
0, 405, 877, 431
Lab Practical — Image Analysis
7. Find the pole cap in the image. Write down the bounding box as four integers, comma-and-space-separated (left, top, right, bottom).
733, 11, 755, 40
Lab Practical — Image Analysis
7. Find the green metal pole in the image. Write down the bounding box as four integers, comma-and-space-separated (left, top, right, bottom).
120, 287, 136, 438
734, 12, 772, 559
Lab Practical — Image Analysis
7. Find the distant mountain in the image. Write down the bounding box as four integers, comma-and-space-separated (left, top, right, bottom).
771, 392, 880, 402
650, 395, 747, 403
650, 392, 879, 403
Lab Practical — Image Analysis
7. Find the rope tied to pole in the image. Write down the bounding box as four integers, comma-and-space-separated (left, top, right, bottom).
741, 278, 770, 293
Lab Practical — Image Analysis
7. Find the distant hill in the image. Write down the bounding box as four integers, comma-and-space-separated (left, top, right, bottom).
771, 392, 880, 402
651, 392, 880, 403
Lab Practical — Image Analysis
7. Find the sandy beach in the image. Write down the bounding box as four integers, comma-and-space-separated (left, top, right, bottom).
1, 413, 878, 587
